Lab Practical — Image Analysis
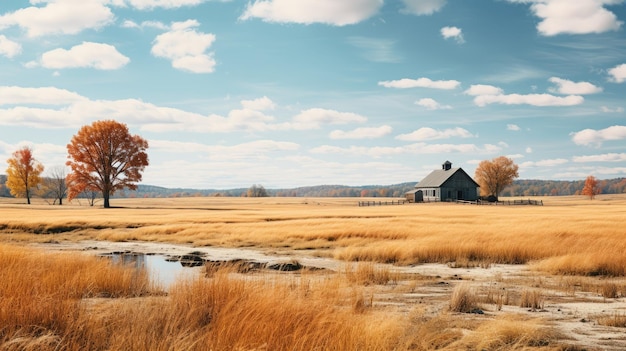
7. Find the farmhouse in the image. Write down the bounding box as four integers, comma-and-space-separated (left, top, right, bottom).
406, 161, 480, 202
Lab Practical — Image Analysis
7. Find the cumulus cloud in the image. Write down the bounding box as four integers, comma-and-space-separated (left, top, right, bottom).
474, 93, 584, 107
507, 124, 521, 131
239, 0, 383, 26
508, 0, 623, 36
310, 142, 501, 157
548, 77, 602, 94
0, 35, 21, 58
122, 20, 169, 30
464, 84, 504, 96
121, 0, 206, 10
440, 26, 464, 43
571, 125, 626, 146
400, 0, 446, 15
241, 96, 276, 111
151, 20, 216, 73
416, 98, 452, 110
291, 108, 367, 129
0, 86, 367, 134
329, 125, 392, 139
151, 139, 300, 160
378, 77, 460, 90
468, 80, 587, 107
608, 63, 626, 83
526, 147, 533, 153
396, 127, 474, 141
29, 42, 130, 70
0, 86, 87, 106
0, 0, 114, 37
520, 158, 569, 168
573, 153, 626, 163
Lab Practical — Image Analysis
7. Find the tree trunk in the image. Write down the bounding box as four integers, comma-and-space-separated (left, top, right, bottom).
103, 193, 110, 208
26, 189, 31, 205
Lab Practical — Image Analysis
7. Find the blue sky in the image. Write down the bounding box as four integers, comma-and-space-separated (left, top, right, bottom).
1, 0, 625, 189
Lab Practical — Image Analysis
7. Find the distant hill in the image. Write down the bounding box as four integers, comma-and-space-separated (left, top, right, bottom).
1, 174, 625, 199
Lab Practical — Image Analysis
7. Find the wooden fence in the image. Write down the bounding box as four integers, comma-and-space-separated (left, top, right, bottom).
358, 200, 407, 207
456, 199, 543, 206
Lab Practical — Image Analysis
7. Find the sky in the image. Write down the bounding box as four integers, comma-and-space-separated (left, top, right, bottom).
0, 0, 625, 189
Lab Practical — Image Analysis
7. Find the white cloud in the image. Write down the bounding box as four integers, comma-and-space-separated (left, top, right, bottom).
520, 158, 569, 168
239, 0, 383, 26
291, 108, 367, 129
378, 77, 460, 90
0, 0, 114, 37
329, 125, 392, 139
601, 106, 625, 113
400, 0, 446, 15
573, 153, 626, 163
474, 93, 584, 107
608, 63, 626, 83
396, 127, 474, 141
151, 139, 300, 160
507, 153, 525, 159
0, 86, 87, 106
122, 20, 168, 30
151, 20, 216, 73
311, 142, 501, 157
31, 42, 130, 70
571, 125, 626, 146
526, 147, 533, 153
440, 26, 464, 43
416, 98, 452, 110
0, 87, 368, 134
508, 0, 623, 36
464, 84, 503, 96
122, 0, 206, 10
0, 35, 21, 58
548, 77, 602, 94
507, 124, 521, 131
241, 96, 276, 111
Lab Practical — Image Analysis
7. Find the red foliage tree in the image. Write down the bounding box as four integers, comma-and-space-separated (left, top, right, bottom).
581, 175, 601, 200
66, 120, 149, 208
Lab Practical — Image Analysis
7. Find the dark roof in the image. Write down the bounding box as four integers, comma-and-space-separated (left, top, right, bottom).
415, 168, 479, 188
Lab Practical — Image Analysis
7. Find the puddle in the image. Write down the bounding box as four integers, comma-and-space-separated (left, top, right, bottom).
104, 252, 199, 290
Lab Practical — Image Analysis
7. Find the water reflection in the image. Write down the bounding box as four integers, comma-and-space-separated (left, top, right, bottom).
106, 253, 198, 289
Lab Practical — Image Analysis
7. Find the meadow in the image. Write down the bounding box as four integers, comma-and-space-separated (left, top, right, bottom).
1, 195, 626, 350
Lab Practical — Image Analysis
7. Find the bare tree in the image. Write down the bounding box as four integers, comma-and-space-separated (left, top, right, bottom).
43, 166, 68, 205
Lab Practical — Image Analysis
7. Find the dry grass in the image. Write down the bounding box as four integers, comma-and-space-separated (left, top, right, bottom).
3, 195, 626, 276
449, 283, 481, 313
520, 289, 545, 311
596, 313, 626, 328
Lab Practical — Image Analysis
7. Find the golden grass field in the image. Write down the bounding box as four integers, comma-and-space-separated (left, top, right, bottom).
1, 194, 626, 350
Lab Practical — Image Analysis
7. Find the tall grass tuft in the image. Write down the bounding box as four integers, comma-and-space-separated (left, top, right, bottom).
520, 289, 544, 311
449, 283, 480, 313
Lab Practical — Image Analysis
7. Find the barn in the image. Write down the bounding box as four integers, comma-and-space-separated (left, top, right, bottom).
405, 161, 480, 202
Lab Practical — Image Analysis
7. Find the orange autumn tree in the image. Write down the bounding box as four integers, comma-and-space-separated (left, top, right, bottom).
5, 146, 45, 204
66, 120, 149, 208
581, 175, 601, 200
474, 156, 519, 200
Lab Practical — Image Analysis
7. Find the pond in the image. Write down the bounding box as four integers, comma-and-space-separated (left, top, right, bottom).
105, 252, 200, 289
